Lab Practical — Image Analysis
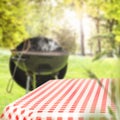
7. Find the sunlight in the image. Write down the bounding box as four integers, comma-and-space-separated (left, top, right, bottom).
63, 9, 95, 53
82, 14, 93, 39
64, 9, 93, 39
64, 9, 80, 31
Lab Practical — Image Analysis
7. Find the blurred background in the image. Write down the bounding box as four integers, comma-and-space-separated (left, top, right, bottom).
1, 0, 120, 55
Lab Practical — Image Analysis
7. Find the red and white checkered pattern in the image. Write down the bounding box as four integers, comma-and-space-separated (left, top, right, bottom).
0, 79, 115, 120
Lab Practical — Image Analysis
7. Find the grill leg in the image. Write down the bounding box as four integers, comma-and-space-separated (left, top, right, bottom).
26, 75, 31, 93
32, 74, 36, 89
54, 73, 58, 79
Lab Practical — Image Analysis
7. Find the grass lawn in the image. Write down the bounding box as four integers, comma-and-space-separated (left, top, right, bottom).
66, 55, 120, 79
0, 49, 120, 114
0, 50, 25, 114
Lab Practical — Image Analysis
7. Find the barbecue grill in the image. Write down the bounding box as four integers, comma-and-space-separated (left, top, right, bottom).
9, 36, 69, 92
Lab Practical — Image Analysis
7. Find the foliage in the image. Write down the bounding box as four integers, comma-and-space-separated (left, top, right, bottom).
24, 0, 78, 53
87, 0, 120, 56
0, 0, 71, 50
84, 0, 120, 57
24, 0, 65, 37
0, 0, 29, 49
25, 1, 54, 36
1, 0, 120, 54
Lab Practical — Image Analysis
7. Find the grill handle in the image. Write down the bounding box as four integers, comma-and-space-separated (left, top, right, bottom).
11, 56, 27, 62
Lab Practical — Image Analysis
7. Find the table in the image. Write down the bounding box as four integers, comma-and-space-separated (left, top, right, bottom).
0, 79, 115, 120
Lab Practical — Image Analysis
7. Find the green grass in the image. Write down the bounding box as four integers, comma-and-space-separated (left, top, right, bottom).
0, 50, 25, 114
0, 49, 120, 114
66, 55, 120, 79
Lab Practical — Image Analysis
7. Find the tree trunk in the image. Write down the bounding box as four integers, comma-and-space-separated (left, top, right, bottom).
80, 18, 85, 56
79, 1, 85, 56
96, 9, 101, 53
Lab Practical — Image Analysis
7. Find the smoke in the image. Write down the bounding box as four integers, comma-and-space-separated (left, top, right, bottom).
17, 36, 63, 52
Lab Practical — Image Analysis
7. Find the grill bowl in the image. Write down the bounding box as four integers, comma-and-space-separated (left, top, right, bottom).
11, 51, 68, 75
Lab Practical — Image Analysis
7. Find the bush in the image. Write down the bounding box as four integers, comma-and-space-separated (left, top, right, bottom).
53, 27, 77, 53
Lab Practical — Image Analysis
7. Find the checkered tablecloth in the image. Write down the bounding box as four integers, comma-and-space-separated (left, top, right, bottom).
0, 79, 115, 120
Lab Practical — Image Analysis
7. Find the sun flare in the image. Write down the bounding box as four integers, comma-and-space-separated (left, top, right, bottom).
64, 9, 93, 39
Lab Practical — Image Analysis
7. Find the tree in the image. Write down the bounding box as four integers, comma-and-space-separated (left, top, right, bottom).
24, 0, 65, 37
25, 0, 77, 53
72, 0, 86, 55
88, 0, 120, 56
101, 0, 120, 56
61, 0, 86, 55
0, 0, 29, 48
